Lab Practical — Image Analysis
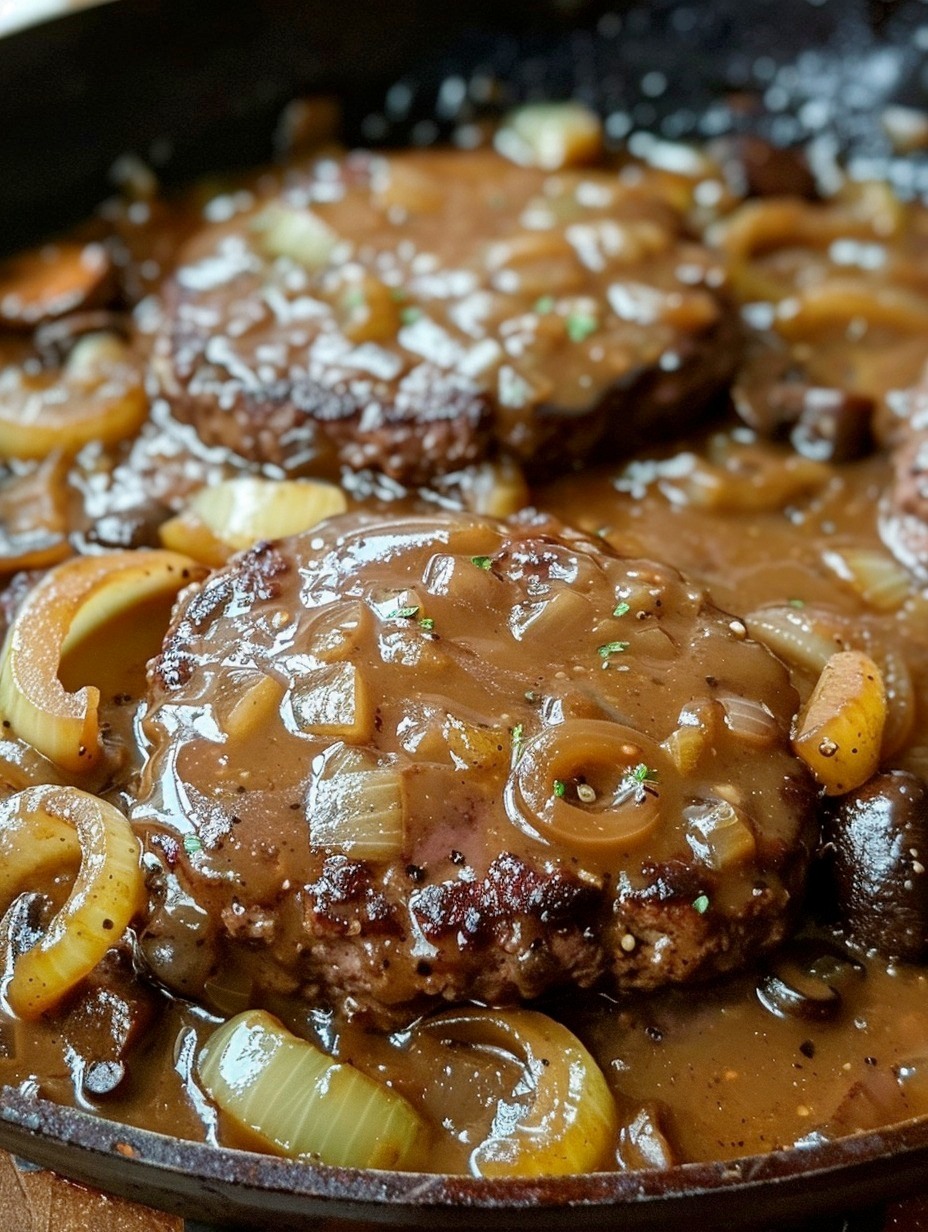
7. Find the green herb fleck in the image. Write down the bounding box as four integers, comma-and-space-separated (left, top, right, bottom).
388, 605, 420, 620
613, 601, 630, 618
565, 311, 599, 343
471, 555, 493, 571
630, 762, 658, 784
511, 722, 525, 760
553, 779, 566, 798
390, 286, 408, 302
400, 306, 423, 325
524, 690, 539, 703
183, 835, 203, 856
534, 295, 555, 315
342, 287, 366, 312
598, 640, 630, 658
418, 616, 435, 631
788, 597, 806, 609
692, 894, 710, 915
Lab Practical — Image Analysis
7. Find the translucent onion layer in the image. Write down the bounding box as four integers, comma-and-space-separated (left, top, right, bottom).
198, 1009, 430, 1170
0, 549, 203, 772
0, 785, 145, 1018
415, 1008, 618, 1177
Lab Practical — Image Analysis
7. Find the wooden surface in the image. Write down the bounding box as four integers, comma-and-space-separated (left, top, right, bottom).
4, 1150, 928, 1232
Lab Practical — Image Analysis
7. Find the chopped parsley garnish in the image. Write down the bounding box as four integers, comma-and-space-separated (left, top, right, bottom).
471, 555, 493, 570
534, 295, 555, 315
342, 287, 366, 311
390, 286, 408, 302
387, 605, 420, 620
553, 779, 566, 798
183, 835, 203, 855
630, 762, 658, 784
613, 601, 630, 617
598, 640, 630, 658
692, 894, 710, 915
788, 597, 806, 609
511, 723, 525, 760
565, 311, 599, 343
400, 306, 423, 325
418, 616, 435, 631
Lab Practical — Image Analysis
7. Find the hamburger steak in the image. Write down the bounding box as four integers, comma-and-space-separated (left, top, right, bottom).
154, 148, 738, 484
133, 510, 816, 1021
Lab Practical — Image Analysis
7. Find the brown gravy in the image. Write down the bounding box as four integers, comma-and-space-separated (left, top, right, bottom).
1, 121, 928, 1177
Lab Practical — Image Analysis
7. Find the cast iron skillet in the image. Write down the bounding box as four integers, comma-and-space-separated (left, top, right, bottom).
1, 0, 928, 1226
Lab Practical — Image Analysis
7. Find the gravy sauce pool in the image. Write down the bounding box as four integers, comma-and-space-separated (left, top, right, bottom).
3, 110, 928, 1176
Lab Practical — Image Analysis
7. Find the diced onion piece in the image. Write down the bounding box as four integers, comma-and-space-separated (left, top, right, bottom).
662, 699, 722, 774
616, 1103, 678, 1171
337, 275, 400, 343
792, 651, 886, 795
719, 694, 780, 748
0, 549, 203, 772
417, 1008, 617, 1177
510, 586, 593, 642
306, 600, 371, 664
822, 547, 912, 612
289, 661, 372, 741
198, 1009, 429, 1170
685, 798, 757, 870
252, 203, 339, 268
443, 715, 508, 775
309, 744, 405, 860
160, 477, 348, 566
0, 785, 144, 1018
495, 102, 603, 170
224, 674, 285, 743
0, 242, 110, 329
506, 720, 667, 856
0, 334, 147, 460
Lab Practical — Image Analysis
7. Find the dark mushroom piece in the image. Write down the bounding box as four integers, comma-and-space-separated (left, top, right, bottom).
823, 770, 928, 962
756, 938, 863, 1022
708, 134, 818, 201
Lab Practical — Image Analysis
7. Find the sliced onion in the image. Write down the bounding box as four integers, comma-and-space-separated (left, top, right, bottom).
0, 242, 111, 329
662, 700, 722, 775
160, 477, 348, 567
718, 693, 780, 747
415, 1008, 617, 1177
792, 650, 886, 796
0, 785, 144, 1018
494, 102, 603, 171
505, 720, 667, 856
0, 549, 203, 772
745, 605, 848, 677
822, 546, 912, 612
776, 280, 928, 339
443, 714, 508, 774
308, 743, 405, 861
198, 1009, 430, 1170
0, 453, 72, 573
0, 333, 147, 460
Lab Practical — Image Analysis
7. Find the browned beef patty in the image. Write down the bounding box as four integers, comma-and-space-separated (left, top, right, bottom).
133, 510, 815, 1022
153, 149, 738, 484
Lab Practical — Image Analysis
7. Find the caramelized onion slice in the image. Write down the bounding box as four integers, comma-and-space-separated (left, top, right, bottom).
792, 650, 886, 795
0, 334, 147, 460
0, 242, 111, 329
160, 477, 348, 567
0, 549, 203, 772
506, 720, 667, 856
416, 1008, 617, 1177
198, 1009, 429, 1170
0, 785, 144, 1018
